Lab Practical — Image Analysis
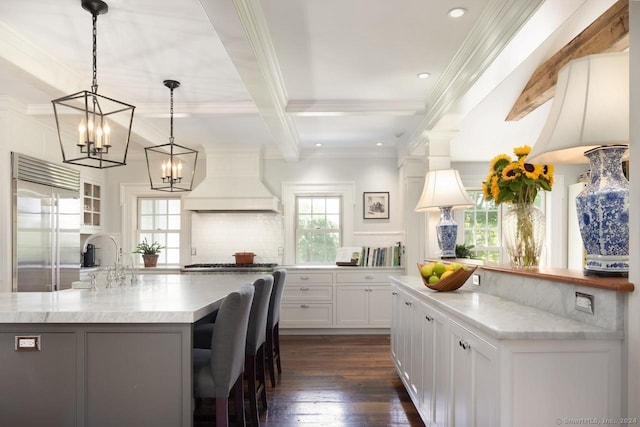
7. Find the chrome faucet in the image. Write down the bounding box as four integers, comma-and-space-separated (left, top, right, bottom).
83, 232, 120, 266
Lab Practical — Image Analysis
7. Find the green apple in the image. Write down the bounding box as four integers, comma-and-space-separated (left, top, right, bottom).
428, 275, 440, 285
433, 262, 446, 277
421, 263, 435, 278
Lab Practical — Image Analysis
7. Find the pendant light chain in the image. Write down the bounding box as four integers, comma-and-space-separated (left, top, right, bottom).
91, 12, 98, 94
169, 85, 175, 144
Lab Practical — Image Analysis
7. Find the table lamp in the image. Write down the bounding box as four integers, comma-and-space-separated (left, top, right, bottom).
415, 169, 473, 258
527, 51, 629, 276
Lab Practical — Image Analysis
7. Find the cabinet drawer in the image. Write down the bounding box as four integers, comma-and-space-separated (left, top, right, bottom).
288, 272, 333, 283
336, 271, 392, 283
280, 303, 333, 327
283, 285, 333, 301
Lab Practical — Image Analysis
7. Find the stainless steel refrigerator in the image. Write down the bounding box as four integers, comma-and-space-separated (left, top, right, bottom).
12, 153, 81, 292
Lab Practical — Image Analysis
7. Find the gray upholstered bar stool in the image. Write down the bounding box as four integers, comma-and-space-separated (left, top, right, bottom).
244, 276, 273, 426
194, 276, 274, 426
192, 283, 254, 427
266, 269, 287, 388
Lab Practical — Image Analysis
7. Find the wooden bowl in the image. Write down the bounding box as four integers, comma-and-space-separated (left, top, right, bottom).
417, 262, 477, 292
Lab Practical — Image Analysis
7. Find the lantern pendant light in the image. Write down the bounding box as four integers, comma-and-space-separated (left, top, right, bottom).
51, 0, 135, 169
144, 80, 198, 192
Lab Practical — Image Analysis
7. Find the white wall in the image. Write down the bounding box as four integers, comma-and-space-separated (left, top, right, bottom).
265, 157, 405, 252
627, 0, 639, 417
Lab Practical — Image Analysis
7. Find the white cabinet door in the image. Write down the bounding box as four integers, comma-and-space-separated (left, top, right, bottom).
399, 292, 419, 399
449, 319, 498, 427
336, 286, 368, 325
367, 285, 391, 326
336, 284, 391, 327
390, 286, 402, 364
420, 302, 448, 427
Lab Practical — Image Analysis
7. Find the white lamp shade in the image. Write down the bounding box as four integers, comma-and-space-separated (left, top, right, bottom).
527, 51, 629, 164
415, 169, 472, 211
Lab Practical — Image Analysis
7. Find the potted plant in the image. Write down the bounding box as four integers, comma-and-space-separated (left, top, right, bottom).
133, 238, 164, 267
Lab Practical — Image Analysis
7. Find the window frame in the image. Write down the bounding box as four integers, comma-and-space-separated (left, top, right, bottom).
282, 182, 355, 265
120, 183, 191, 268
136, 197, 182, 266
459, 188, 549, 265
294, 195, 343, 264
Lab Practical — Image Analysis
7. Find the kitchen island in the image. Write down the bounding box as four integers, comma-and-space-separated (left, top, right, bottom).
0, 273, 266, 427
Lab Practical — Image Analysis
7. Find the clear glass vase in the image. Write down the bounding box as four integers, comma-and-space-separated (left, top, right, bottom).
502, 203, 545, 269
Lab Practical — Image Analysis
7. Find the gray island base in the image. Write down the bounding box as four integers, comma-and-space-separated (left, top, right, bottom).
0, 273, 265, 427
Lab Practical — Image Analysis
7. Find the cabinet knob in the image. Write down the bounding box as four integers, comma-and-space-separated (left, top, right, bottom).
391, 292, 398, 296
459, 340, 470, 350
364, 275, 374, 280
300, 304, 310, 309
404, 301, 412, 306
300, 276, 310, 280
300, 287, 310, 291
425, 315, 433, 322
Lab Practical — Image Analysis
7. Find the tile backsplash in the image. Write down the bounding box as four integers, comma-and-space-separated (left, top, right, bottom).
191, 212, 284, 264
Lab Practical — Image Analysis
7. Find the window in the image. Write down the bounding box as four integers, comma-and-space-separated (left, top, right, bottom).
295, 196, 342, 264
463, 190, 501, 262
137, 198, 181, 266
463, 190, 547, 263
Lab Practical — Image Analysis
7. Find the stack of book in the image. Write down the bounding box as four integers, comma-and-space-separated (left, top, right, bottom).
359, 242, 403, 267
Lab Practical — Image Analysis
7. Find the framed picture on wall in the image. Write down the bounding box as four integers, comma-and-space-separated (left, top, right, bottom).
363, 192, 389, 219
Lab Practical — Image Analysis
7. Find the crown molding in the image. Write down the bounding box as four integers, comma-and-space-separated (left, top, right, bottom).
399, 0, 544, 158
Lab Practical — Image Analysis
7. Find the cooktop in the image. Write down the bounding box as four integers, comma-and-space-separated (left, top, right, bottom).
183, 263, 277, 268
181, 263, 278, 273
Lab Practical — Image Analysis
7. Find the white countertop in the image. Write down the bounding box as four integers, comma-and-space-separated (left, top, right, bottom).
0, 274, 266, 324
281, 264, 405, 270
391, 275, 622, 340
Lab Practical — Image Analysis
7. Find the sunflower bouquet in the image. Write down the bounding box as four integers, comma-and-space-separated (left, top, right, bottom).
482, 145, 554, 268
482, 145, 554, 205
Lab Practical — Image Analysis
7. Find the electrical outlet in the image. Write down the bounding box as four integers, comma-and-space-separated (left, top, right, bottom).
277, 247, 284, 256
191, 248, 197, 256
472, 274, 480, 286
575, 292, 594, 315
15, 335, 40, 351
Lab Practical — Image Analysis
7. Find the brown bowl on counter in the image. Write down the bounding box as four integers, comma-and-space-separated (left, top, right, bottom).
417, 262, 477, 292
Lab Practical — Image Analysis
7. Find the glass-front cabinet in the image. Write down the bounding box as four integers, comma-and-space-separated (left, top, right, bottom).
82, 180, 102, 232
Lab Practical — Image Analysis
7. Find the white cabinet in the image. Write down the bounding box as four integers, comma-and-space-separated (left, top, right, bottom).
81, 180, 102, 232
448, 319, 498, 427
335, 285, 390, 326
281, 268, 402, 330
391, 286, 421, 400
336, 271, 393, 327
419, 301, 448, 427
390, 280, 621, 427
281, 272, 334, 328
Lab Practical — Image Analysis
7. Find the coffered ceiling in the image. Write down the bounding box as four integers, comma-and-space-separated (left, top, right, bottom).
0, 0, 618, 163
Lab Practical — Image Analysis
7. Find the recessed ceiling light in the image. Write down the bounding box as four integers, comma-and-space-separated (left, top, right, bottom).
376, 142, 384, 146
315, 143, 322, 147
448, 8, 466, 18
417, 72, 431, 79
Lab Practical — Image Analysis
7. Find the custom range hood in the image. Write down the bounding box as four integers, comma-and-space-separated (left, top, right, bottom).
183, 147, 280, 212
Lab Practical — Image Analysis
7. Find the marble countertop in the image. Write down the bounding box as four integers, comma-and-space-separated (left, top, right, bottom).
0, 274, 266, 324
391, 275, 622, 341
281, 264, 405, 270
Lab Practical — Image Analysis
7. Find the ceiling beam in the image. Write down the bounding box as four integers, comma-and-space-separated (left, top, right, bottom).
506, 0, 629, 122
199, 0, 301, 162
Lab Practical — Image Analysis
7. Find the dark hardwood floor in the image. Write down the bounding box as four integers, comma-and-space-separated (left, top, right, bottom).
195, 334, 424, 427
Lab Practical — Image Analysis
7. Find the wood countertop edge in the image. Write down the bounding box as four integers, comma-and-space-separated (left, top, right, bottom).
477, 263, 634, 292
424, 259, 634, 292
